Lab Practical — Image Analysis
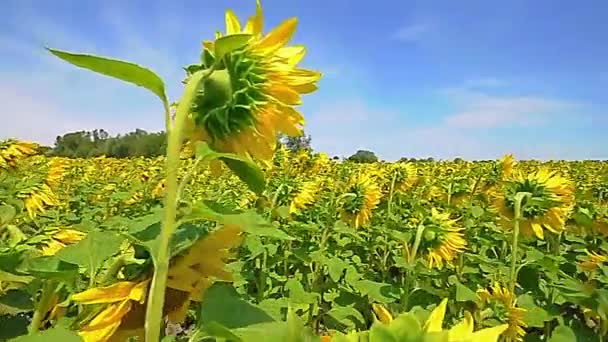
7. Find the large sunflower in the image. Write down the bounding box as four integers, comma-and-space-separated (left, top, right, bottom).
340, 172, 382, 228
184, 0, 321, 162
492, 168, 574, 239
477, 283, 527, 342
289, 178, 322, 215
71, 225, 243, 342
418, 208, 467, 269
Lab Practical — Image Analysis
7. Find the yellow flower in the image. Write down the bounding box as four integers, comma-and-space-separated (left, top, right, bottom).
499, 154, 516, 178
45, 157, 67, 189
340, 172, 382, 228
21, 184, 59, 219
289, 179, 321, 214
372, 303, 393, 324
72, 280, 150, 342
578, 249, 608, 272
477, 283, 527, 341
421, 208, 466, 269
72, 225, 243, 341
185, 0, 321, 162
41, 229, 86, 256
373, 299, 508, 342
0, 140, 38, 169
390, 162, 418, 193
493, 168, 574, 239
152, 179, 166, 198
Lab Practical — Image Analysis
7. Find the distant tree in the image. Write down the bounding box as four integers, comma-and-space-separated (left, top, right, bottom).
51, 129, 167, 158
348, 150, 378, 163
278, 132, 312, 153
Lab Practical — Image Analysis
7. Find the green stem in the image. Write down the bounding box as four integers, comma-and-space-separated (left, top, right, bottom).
29, 281, 57, 334
163, 100, 172, 135
144, 67, 214, 342
176, 157, 203, 201
509, 192, 530, 294
387, 172, 397, 217
409, 223, 426, 265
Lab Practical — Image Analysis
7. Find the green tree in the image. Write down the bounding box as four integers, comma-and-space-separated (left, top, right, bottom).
347, 150, 378, 163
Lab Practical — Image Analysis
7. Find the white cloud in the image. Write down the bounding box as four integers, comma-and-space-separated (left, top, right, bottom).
440, 88, 577, 129
392, 19, 435, 42
461, 77, 509, 89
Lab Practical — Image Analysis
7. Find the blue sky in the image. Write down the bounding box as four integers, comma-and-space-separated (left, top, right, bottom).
1, 0, 607, 160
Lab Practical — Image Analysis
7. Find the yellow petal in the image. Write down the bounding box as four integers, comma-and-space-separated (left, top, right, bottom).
72, 281, 147, 304
225, 9, 242, 35
79, 301, 132, 342
244, 0, 264, 35
468, 324, 509, 342
372, 303, 393, 324
255, 17, 298, 52
448, 311, 474, 340
424, 298, 448, 332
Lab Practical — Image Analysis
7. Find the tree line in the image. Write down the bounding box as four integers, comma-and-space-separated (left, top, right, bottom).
44, 129, 439, 162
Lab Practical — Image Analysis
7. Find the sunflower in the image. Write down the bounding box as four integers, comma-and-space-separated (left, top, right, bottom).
0, 140, 38, 169
340, 172, 382, 228
492, 168, 574, 239
19, 183, 59, 219
152, 179, 166, 198
364, 299, 508, 342
499, 154, 516, 178
71, 225, 243, 342
578, 249, 608, 272
45, 157, 67, 189
289, 179, 322, 215
390, 162, 418, 193
418, 208, 466, 269
184, 0, 321, 163
41, 228, 86, 256
477, 283, 527, 342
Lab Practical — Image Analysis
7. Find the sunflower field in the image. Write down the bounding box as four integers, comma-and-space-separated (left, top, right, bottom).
2, 1, 608, 342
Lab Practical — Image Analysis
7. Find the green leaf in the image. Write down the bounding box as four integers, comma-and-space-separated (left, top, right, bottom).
214, 34, 253, 60
199, 283, 275, 330
326, 257, 349, 282
353, 280, 396, 303
26, 256, 79, 282
517, 294, 551, 328
286, 278, 319, 305
548, 325, 577, 342
10, 325, 82, 341
195, 142, 266, 194
47, 48, 167, 107
0, 204, 16, 225
0, 314, 29, 340
455, 281, 478, 302
56, 230, 123, 280
327, 305, 366, 330
0, 289, 34, 314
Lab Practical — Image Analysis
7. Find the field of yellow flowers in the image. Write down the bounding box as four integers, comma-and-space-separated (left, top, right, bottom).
2, 140, 608, 342
2, 1, 608, 341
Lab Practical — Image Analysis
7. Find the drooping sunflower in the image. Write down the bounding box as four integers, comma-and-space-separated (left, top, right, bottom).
41, 228, 86, 256
45, 157, 67, 189
71, 225, 243, 342
340, 172, 382, 228
0, 140, 38, 169
477, 283, 527, 342
492, 168, 574, 239
18, 183, 59, 219
355, 299, 509, 342
184, 0, 321, 163
578, 249, 608, 273
289, 178, 322, 215
499, 154, 516, 178
390, 162, 418, 193
418, 208, 466, 269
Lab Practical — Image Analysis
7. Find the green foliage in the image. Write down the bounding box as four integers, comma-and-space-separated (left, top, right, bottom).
348, 150, 378, 163
51, 129, 167, 158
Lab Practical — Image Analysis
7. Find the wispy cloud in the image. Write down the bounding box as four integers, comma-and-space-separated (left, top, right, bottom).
392, 19, 435, 42
440, 87, 577, 129
461, 77, 509, 89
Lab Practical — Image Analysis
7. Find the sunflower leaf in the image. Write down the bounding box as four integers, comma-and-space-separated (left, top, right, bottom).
9, 325, 82, 341
55, 230, 123, 281
195, 141, 266, 194
214, 34, 253, 60
548, 325, 577, 342
46, 48, 168, 108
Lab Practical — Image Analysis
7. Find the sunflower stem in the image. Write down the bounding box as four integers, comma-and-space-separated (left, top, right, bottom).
410, 223, 426, 265
387, 172, 397, 217
29, 280, 57, 334
145, 67, 215, 342
510, 192, 531, 294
